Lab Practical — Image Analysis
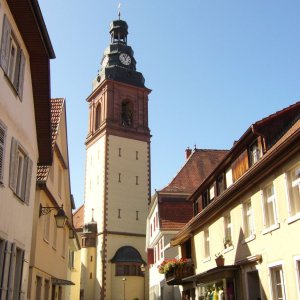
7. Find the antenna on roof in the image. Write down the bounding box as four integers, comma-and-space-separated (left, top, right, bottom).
118, 2, 121, 20
194, 144, 197, 150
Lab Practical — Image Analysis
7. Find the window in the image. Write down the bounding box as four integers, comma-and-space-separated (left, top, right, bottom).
95, 103, 101, 130
160, 238, 164, 260
262, 184, 278, 229
0, 16, 25, 98
9, 138, 33, 202
217, 173, 226, 195
136, 151, 139, 160
204, 229, 210, 258
296, 258, 300, 297
136, 176, 139, 185
118, 147, 122, 157
43, 212, 50, 242
243, 200, 255, 238
194, 197, 199, 215
202, 190, 209, 208
249, 141, 261, 166
270, 265, 286, 300
209, 185, 215, 201
226, 168, 233, 188
224, 214, 232, 248
53, 221, 57, 249
0, 121, 7, 183
115, 264, 143, 276
62, 229, 66, 257
68, 250, 75, 269
58, 166, 63, 198
118, 173, 121, 183
286, 164, 300, 217
136, 211, 139, 220
0, 241, 24, 300
121, 100, 133, 126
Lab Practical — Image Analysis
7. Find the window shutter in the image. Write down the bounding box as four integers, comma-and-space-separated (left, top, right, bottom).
0, 241, 11, 299
7, 243, 16, 300
9, 138, 18, 192
0, 123, 6, 183
147, 248, 154, 265
17, 50, 25, 100
0, 15, 11, 73
24, 156, 32, 204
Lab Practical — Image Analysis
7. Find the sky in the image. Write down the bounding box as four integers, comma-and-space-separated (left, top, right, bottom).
38, 0, 300, 208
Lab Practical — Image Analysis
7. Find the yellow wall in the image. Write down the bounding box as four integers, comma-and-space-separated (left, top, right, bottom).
192, 154, 300, 299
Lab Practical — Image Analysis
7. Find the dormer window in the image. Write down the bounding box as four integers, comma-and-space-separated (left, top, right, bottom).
217, 173, 226, 195
249, 141, 261, 166
121, 100, 133, 127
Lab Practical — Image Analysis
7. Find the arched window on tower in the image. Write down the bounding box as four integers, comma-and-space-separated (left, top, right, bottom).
111, 246, 145, 277
95, 103, 101, 130
121, 100, 133, 127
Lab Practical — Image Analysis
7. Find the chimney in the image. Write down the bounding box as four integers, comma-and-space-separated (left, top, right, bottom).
185, 147, 192, 160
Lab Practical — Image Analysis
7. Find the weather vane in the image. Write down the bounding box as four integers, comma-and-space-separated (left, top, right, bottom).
118, 2, 121, 20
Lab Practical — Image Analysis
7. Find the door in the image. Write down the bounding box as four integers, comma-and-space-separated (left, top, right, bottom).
247, 270, 262, 300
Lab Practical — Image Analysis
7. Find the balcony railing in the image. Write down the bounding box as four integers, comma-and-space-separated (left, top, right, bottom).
165, 260, 194, 285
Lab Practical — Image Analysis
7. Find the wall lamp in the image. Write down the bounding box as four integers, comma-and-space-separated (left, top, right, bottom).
39, 204, 68, 228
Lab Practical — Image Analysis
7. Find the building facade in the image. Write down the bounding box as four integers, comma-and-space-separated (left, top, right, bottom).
146, 149, 228, 300
28, 98, 77, 300
0, 1, 54, 298
81, 18, 150, 300
170, 102, 300, 300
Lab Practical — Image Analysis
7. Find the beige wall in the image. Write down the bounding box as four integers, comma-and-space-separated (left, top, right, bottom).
83, 134, 149, 300
28, 105, 73, 300
191, 153, 300, 299
0, 1, 39, 297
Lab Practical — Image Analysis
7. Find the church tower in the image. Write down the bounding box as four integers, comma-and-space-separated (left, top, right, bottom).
82, 16, 150, 300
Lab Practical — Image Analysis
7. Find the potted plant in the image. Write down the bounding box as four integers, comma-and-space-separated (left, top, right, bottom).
223, 236, 232, 248
215, 253, 224, 267
157, 258, 187, 276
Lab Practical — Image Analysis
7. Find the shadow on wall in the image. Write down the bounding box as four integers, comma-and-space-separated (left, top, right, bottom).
80, 262, 101, 300
234, 228, 267, 300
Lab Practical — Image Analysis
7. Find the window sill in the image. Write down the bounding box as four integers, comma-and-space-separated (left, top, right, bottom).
202, 256, 211, 263
287, 213, 300, 224
223, 245, 234, 254
242, 234, 256, 244
262, 223, 280, 235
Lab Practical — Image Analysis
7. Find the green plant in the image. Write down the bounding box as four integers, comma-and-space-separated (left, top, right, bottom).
157, 258, 188, 274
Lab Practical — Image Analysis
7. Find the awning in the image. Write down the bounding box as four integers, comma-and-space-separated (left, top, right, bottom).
51, 277, 75, 286
182, 265, 240, 284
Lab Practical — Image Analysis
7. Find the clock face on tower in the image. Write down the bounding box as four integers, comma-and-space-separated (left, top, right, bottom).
119, 53, 131, 66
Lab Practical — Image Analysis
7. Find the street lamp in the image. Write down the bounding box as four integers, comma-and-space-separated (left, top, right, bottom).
39, 204, 68, 228
122, 277, 126, 300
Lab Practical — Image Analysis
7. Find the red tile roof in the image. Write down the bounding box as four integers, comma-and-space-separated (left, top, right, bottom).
159, 199, 193, 230
160, 149, 229, 194
36, 98, 65, 182
73, 204, 84, 230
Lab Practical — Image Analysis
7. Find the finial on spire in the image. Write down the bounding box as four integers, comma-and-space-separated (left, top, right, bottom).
118, 2, 121, 20
91, 208, 94, 222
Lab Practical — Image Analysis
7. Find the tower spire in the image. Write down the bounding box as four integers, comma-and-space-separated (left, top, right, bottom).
118, 2, 121, 20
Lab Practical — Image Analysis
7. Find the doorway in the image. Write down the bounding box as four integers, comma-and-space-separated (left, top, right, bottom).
247, 270, 261, 300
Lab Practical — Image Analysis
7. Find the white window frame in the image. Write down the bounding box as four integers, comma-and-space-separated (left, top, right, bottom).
261, 183, 279, 233
0, 121, 7, 184
285, 163, 300, 222
203, 229, 210, 260
268, 262, 286, 300
223, 213, 233, 249
294, 255, 300, 300
242, 199, 255, 242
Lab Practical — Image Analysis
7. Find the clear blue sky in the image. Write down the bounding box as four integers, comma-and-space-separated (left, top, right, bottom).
39, 0, 300, 208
